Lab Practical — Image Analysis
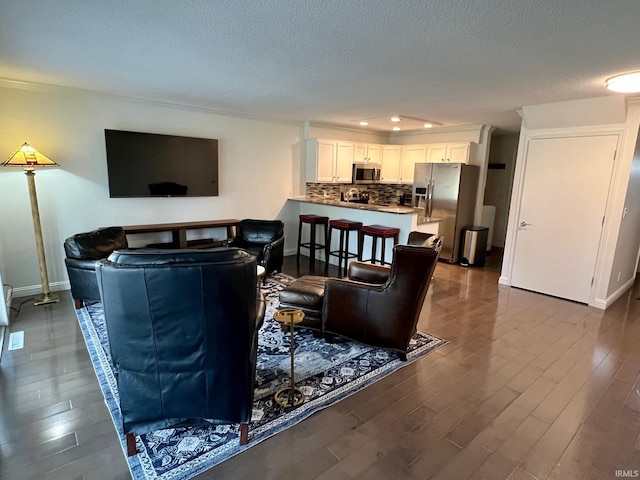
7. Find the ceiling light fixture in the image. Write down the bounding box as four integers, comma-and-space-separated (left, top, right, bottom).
390, 116, 401, 122
392, 127, 401, 131
359, 121, 369, 126
606, 72, 640, 93
424, 123, 433, 128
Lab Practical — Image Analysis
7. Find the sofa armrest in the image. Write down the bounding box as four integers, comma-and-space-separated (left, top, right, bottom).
65, 257, 101, 272
261, 235, 285, 266
347, 261, 390, 284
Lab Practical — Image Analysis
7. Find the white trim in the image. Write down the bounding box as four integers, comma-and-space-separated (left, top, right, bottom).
11, 280, 69, 299
0, 77, 300, 127
592, 276, 635, 310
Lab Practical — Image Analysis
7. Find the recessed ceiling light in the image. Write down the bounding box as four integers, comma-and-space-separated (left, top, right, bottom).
359, 121, 369, 126
392, 127, 401, 131
390, 116, 401, 122
606, 72, 640, 93
424, 123, 433, 128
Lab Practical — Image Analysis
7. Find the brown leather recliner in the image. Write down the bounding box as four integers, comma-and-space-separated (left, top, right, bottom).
322, 234, 442, 360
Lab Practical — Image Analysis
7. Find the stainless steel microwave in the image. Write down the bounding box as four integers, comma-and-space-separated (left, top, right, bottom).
352, 163, 381, 184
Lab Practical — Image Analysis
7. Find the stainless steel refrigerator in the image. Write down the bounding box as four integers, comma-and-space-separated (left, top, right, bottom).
413, 163, 479, 263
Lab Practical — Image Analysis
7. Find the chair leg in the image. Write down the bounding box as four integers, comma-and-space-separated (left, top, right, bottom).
310, 223, 316, 270
240, 423, 249, 445
381, 236, 386, 266
371, 236, 378, 265
398, 352, 408, 362
338, 228, 345, 275
325, 226, 333, 273
126, 433, 137, 456
296, 220, 302, 264
344, 229, 351, 277
322, 221, 328, 263
358, 231, 364, 261
74, 298, 84, 309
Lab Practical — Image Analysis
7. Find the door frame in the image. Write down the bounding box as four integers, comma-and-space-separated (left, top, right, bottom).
500, 125, 626, 308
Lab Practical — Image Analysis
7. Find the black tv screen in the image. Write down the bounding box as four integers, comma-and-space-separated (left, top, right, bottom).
104, 129, 219, 198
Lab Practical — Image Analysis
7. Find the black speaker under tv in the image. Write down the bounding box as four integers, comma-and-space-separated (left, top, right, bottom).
104, 129, 219, 198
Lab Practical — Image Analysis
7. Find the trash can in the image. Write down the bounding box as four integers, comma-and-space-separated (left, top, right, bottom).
460, 226, 489, 267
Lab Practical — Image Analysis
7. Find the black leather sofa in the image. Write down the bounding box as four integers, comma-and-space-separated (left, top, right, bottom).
63, 226, 128, 308
228, 219, 284, 282
96, 247, 265, 455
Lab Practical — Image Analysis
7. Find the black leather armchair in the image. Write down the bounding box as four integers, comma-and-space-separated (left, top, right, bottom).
228, 219, 284, 282
96, 247, 265, 455
63, 226, 128, 309
322, 234, 443, 360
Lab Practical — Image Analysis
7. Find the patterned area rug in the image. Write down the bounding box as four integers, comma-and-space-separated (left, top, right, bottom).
75, 272, 447, 479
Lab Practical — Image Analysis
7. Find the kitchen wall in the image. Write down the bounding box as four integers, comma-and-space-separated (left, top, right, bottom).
303, 122, 495, 224
306, 183, 412, 204
0, 81, 302, 296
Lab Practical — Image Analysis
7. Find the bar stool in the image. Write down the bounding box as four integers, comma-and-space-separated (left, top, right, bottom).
297, 214, 329, 269
326, 219, 363, 276
359, 224, 400, 266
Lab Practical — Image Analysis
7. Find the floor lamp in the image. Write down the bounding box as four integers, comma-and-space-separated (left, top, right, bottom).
2, 143, 60, 306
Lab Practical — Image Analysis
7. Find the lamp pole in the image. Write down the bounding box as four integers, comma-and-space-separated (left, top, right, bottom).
25, 169, 59, 306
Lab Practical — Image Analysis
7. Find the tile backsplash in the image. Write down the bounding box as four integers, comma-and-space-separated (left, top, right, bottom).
306, 183, 412, 205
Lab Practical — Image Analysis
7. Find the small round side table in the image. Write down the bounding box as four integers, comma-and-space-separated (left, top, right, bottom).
273, 308, 305, 408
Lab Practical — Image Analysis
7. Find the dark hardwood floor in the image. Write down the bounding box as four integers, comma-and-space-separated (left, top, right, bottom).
2, 250, 640, 479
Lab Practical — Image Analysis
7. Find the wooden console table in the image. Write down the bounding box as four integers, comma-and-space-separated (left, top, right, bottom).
122, 220, 240, 249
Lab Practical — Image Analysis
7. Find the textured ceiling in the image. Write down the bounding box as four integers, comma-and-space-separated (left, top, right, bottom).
2, 0, 640, 133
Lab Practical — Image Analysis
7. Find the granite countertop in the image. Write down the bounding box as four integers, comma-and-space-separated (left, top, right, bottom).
289, 196, 441, 221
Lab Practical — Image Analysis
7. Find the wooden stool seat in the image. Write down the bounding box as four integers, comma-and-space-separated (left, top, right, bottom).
327, 219, 363, 276
359, 224, 400, 266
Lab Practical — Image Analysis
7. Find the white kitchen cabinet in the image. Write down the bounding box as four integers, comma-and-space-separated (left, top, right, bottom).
380, 145, 401, 183
399, 145, 427, 184
427, 143, 470, 163
306, 139, 353, 183
354, 143, 382, 164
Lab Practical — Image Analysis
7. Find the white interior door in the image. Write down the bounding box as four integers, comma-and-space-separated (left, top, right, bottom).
511, 135, 618, 303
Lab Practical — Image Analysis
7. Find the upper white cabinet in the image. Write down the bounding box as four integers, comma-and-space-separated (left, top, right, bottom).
307, 138, 474, 183
427, 143, 471, 163
306, 139, 353, 183
354, 143, 382, 164
380, 145, 401, 183
399, 145, 428, 184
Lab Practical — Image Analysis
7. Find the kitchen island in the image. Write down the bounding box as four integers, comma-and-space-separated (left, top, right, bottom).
288, 197, 441, 266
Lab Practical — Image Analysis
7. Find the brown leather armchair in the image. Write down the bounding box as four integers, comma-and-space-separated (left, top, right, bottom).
322, 234, 442, 360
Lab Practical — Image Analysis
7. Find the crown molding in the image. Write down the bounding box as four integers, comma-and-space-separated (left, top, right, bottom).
0, 77, 301, 127
390, 123, 487, 137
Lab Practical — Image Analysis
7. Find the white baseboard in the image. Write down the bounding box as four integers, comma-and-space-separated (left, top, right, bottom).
10, 280, 70, 299
591, 277, 635, 310
498, 275, 510, 286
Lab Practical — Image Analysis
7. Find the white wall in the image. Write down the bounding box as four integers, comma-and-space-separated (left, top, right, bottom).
606, 102, 640, 297
0, 82, 302, 296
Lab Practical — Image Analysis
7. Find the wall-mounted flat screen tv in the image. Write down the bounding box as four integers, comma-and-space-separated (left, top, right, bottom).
104, 129, 219, 198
